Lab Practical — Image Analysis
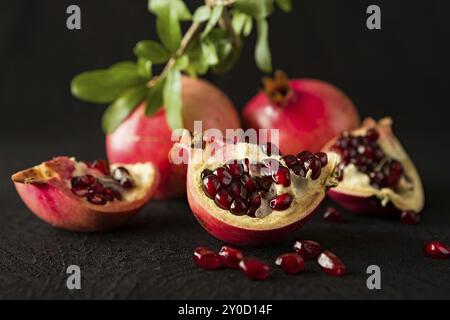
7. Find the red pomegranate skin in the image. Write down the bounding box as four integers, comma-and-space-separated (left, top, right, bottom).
187, 182, 318, 246
106, 77, 240, 199
243, 79, 360, 154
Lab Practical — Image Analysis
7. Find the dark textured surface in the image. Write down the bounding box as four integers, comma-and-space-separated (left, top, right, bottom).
1, 0, 450, 299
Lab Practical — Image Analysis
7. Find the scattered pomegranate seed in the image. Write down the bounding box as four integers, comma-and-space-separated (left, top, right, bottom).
239, 257, 270, 280
293, 239, 322, 260
323, 207, 345, 223
275, 253, 305, 274
269, 193, 293, 211
317, 250, 346, 277
423, 241, 450, 259
193, 247, 222, 270
218, 246, 244, 269
400, 211, 421, 225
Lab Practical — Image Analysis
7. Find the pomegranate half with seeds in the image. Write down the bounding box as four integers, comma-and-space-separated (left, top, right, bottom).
11, 157, 157, 232
323, 117, 425, 215
242, 71, 360, 154
176, 139, 341, 246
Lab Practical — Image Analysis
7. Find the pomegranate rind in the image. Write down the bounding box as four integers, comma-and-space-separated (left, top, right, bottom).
184, 142, 341, 246
12, 157, 158, 232
324, 117, 425, 215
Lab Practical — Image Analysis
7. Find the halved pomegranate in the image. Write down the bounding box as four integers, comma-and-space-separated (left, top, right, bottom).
323, 117, 425, 215
175, 138, 341, 246
11, 157, 157, 232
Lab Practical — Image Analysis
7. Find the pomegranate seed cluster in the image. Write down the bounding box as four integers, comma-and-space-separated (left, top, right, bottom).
71, 160, 135, 205
201, 151, 327, 217
193, 239, 346, 280
332, 128, 406, 189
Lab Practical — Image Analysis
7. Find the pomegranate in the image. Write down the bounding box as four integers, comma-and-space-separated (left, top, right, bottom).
11, 157, 157, 232
324, 118, 425, 215
193, 247, 222, 269
242, 70, 360, 154
275, 253, 305, 274
239, 257, 270, 280
106, 77, 240, 199
176, 138, 341, 246
293, 239, 322, 260
423, 241, 450, 259
317, 250, 346, 277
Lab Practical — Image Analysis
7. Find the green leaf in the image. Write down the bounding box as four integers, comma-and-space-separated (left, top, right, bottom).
145, 77, 166, 116
174, 54, 189, 70
276, 0, 292, 12
101, 85, 148, 133
137, 58, 152, 79
71, 63, 145, 104
148, 0, 191, 20
163, 69, 183, 129
173, 0, 192, 21
185, 39, 210, 75
234, 0, 273, 19
156, 2, 182, 52
201, 5, 223, 38
193, 5, 211, 23
201, 39, 219, 66
243, 15, 253, 36
255, 19, 272, 73
134, 40, 170, 64
231, 11, 246, 35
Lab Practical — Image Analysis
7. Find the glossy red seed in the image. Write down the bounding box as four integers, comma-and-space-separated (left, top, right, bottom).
214, 188, 233, 210
72, 187, 89, 197
269, 193, 292, 210
218, 246, 244, 269
317, 250, 346, 277
194, 247, 222, 269
71, 175, 96, 188
201, 169, 212, 179
92, 160, 110, 175
282, 155, 299, 168
228, 181, 247, 199
423, 241, 450, 259
87, 193, 107, 205
241, 174, 258, 192
366, 128, 379, 141
291, 162, 307, 177
239, 257, 270, 280
257, 176, 273, 191
112, 167, 134, 189
227, 161, 244, 178
275, 253, 305, 274
297, 151, 313, 162
89, 183, 105, 195
247, 206, 258, 217
230, 198, 248, 215
202, 174, 220, 199
247, 192, 262, 207
315, 152, 328, 167
272, 166, 291, 187
214, 167, 232, 186
400, 211, 421, 225
304, 156, 322, 180
323, 207, 345, 223
293, 239, 322, 260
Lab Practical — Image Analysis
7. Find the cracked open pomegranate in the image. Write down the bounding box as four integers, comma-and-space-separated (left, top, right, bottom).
174, 138, 341, 246
106, 77, 240, 199
242, 71, 360, 154
323, 117, 425, 215
11, 157, 157, 232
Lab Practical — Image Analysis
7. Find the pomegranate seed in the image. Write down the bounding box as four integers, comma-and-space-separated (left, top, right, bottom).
218, 246, 244, 269
297, 151, 313, 162
214, 188, 233, 210
193, 247, 222, 269
87, 193, 107, 205
323, 207, 345, 223
214, 167, 232, 186
241, 173, 258, 192
304, 156, 322, 180
89, 183, 105, 195
269, 193, 293, 211
228, 181, 247, 199
103, 187, 117, 202
291, 162, 307, 177
112, 167, 134, 189
239, 257, 270, 280
201, 169, 212, 179
272, 166, 291, 187
71, 175, 96, 188
92, 159, 110, 175
366, 128, 379, 141
72, 187, 89, 197
281, 155, 299, 168
202, 174, 220, 199
315, 152, 328, 167
400, 211, 421, 225
247, 206, 257, 217
275, 253, 305, 274
257, 176, 272, 191
247, 192, 262, 207
423, 241, 450, 259
227, 161, 244, 178
293, 239, 322, 260
317, 250, 346, 277
230, 198, 248, 215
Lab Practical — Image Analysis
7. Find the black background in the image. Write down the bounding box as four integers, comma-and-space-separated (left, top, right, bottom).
1, 0, 449, 299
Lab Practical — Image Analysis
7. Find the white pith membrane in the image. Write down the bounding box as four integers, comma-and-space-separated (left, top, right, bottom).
188, 142, 341, 231
329, 118, 424, 212
12, 157, 155, 204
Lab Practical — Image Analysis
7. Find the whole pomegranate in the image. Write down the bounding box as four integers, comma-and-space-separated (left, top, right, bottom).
106, 77, 240, 199
242, 71, 360, 154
